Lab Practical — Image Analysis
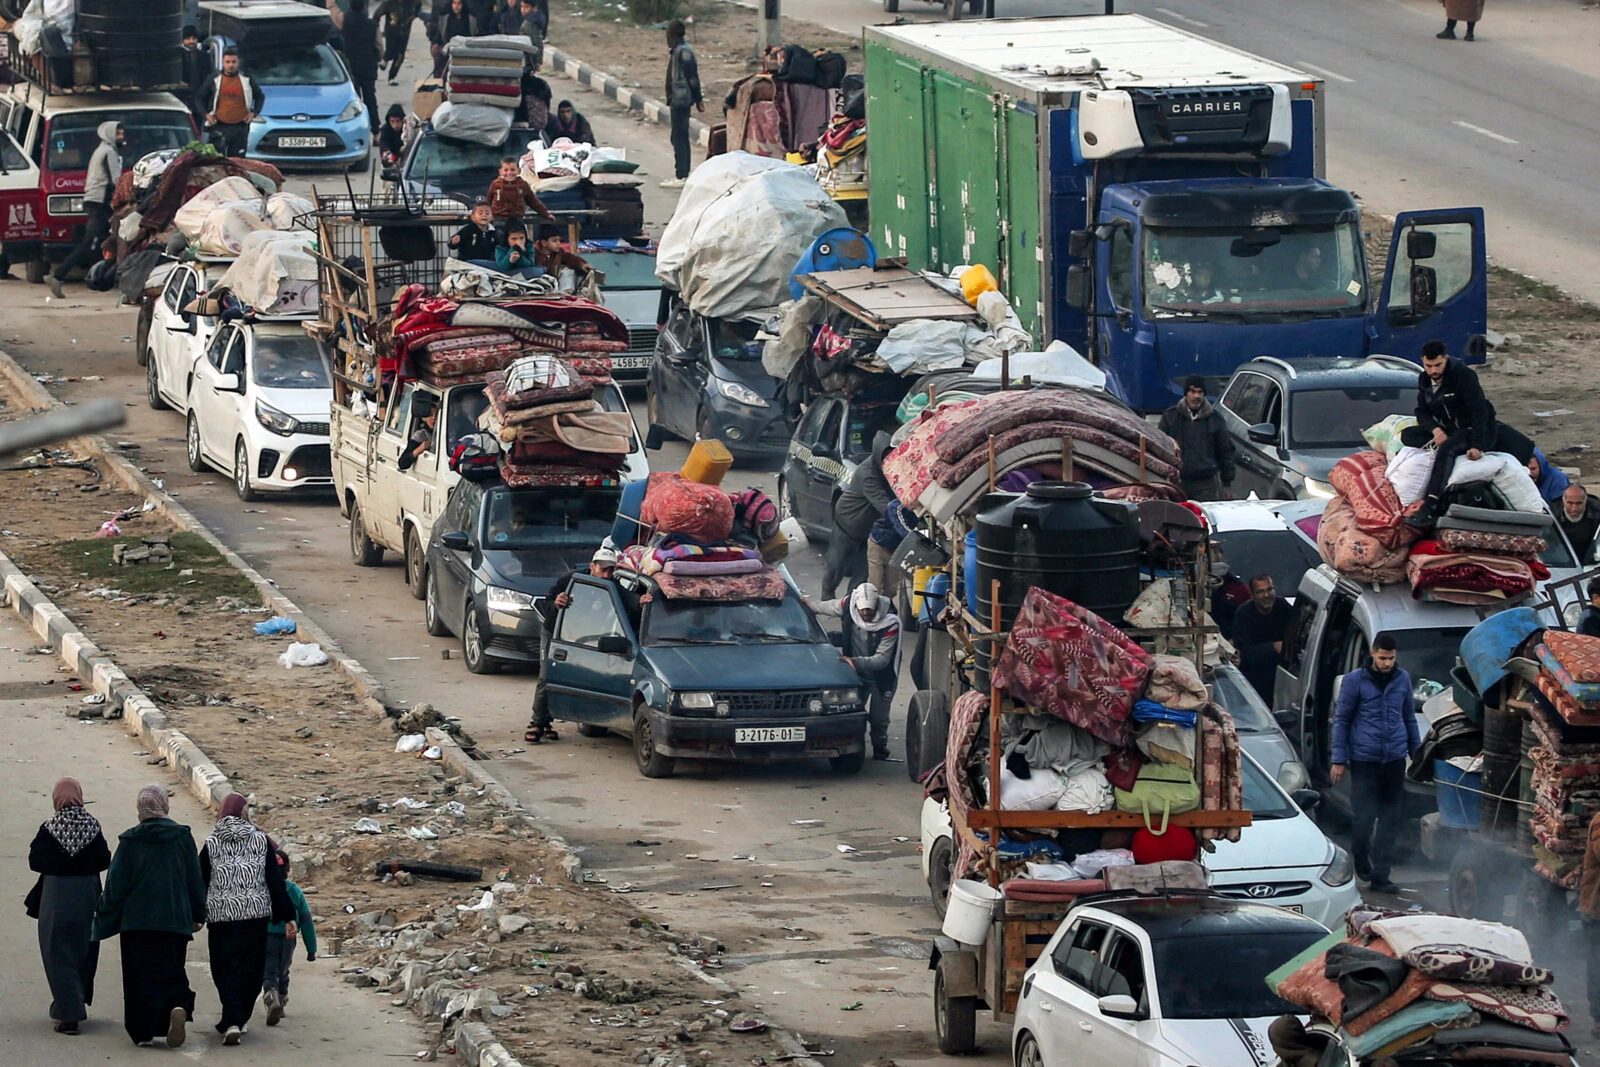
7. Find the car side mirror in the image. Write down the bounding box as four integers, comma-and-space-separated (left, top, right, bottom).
596, 634, 632, 657
1292, 788, 1322, 812
1406, 229, 1437, 261
440, 530, 469, 551
168, 317, 197, 335
1247, 422, 1279, 445
645, 423, 666, 451
1273, 708, 1299, 732
215, 372, 241, 392
1064, 264, 1091, 312
381, 167, 398, 182
1097, 994, 1143, 1020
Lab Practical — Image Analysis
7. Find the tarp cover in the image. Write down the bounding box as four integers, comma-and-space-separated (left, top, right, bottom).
196, 201, 272, 256
219, 230, 318, 314
174, 176, 265, 243
655, 152, 846, 320
431, 101, 513, 148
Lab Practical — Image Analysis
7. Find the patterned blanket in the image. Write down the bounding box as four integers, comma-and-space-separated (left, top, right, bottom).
1329, 450, 1420, 551
931, 420, 1180, 490
653, 567, 786, 602
1407, 552, 1535, 606
1197, 703, 1243, 843
1317, 495, 1410, 584
945, 689, 990, 881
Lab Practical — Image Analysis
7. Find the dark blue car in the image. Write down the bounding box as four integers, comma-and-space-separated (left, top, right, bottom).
542, 572, 868, 777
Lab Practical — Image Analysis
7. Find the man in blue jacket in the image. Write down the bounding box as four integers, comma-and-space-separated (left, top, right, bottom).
1331, 634, 1419, 895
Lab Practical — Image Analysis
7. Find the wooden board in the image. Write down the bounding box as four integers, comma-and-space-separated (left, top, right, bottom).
796, 266, 980, 329
962, 808, 1253, 832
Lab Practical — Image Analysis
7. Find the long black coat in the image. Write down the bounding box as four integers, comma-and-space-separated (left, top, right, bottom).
341, 8, 382, 80
1414, 357, 1496, 451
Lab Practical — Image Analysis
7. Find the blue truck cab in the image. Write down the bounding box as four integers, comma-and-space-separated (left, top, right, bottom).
865, 15, 1488, 412
199, 0, 369, 171
542, 571, 869, 778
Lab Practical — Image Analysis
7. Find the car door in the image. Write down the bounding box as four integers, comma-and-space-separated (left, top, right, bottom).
1028, 918, 1111, 1064
1370, 209, 1488, 364
1085, 931, 1161, 1062
654, 302, 703, 436
437, 481, 482, 627
369, 380, 414, 548
159, 267, 202, 407
197, 326, 244, 462
1218, 371, 1279, 498
543, 577, 636, 727
0, 127, 41, 245
787, 400, 832, 530
800, 398, 845, 528
398, 385, 444, 548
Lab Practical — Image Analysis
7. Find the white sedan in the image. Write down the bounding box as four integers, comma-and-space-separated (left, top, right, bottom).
185, 320, 333, 500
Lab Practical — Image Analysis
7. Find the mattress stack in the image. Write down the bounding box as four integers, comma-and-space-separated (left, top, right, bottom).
442, 34, 535, 110
1525, 629, 1600, 886
479, 356, 629, 485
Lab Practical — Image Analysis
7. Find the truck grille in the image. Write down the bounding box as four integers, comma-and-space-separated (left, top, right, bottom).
717, 691, 820, 715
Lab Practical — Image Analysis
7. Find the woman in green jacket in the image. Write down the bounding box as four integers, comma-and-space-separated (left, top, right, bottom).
93, 784, 207, 1048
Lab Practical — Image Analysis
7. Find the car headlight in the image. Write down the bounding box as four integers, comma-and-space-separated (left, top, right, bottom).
715, 378, 768, 407
1320, 844, 1355, 887
1301, 477, 1336, 500
255, 400, 300, 436
337, 99, 365, 123
485, 586, 535, 612
821, 687, 860, 705
677, 691, 715, 709
1277, 759, 1310, 793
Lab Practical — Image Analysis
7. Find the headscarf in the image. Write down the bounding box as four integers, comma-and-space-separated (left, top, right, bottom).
43, 778, 100, 857
137, 784, 170, 821
218, 793, 248, 821
1531, 448, 1571, 505
849, 582, 897, 633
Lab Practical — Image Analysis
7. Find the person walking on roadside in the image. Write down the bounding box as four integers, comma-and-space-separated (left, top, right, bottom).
813, 582, 901, 762
28, 778, 111, 1035
1406, 339, 1496, 529
1331, 635, 1420, 896
181, 26, 212, 126
374, 0, 421, 84
1231, 574, 1294, 704
1157, 375, 1235, 502
200, 793, 292, 1046
1437, 0, 1482, 41
94, 784, 207, 1049
47, 122, 121, 299
340, 0, 383, 137
661, 19, 702, 189
199, 48, 265, 159
261, 850, 316, 1026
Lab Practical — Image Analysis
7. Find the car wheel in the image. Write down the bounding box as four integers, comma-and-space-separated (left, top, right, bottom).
646, 384, 678, 441
25, 258, 45, 285
148, 356, 170, 411
348, 501, 384, 566
830, 749, 865, 774
633, 708, 675, 778
135, 303, 152, 366
233, 439, 256, 502
1015, 1032, 1044, 1067
424, 569, 451, 636
914, 690, 952, 781
1449, 844, 1506, 923
694, 408, 713, 444
934, 958, 978, 1055
404, 526, 426, 600
776, 477, 793, 523
577, 723, 609, 738
462, 606, 499, 675
928, 838, 956, 917
185, 412, 205, 472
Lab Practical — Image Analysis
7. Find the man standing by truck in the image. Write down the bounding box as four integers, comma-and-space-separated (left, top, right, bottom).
814, 583, 900, 762
1330, 634, 1419, 895
1407, 339, 1496, 529
48, 122, 122, 300
1157, 375, 1235, 502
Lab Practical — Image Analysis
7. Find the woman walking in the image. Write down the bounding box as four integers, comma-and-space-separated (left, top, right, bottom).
28, 778, 111, 1034
1438, 0, 1484, 40
200, 793, 291, 1046
94, 784, 207, 1048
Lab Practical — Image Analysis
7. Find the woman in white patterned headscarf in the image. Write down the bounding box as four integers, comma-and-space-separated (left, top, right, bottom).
28, 777, 110, 1035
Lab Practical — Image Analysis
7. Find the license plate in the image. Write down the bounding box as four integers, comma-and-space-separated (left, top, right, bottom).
734, 726, 805, 744
1281, 904, 1303, 913
279, 136, 326, 148
612, 356, 651, 369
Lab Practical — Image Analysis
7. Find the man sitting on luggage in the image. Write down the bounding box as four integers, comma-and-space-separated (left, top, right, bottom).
1407, 339, 1497, 528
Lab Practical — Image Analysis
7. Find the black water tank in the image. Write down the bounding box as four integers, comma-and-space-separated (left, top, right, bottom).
76, 0, 185, 89
974, 481, 1142, 631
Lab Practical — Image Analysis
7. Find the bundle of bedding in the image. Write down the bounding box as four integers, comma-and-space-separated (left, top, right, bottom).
443, 34, 535, 110
1404, 545, 1542, 606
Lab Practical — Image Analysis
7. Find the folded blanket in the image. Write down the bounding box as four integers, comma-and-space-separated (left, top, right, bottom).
486, 369, 594, 415
486, 397, 601, 430
1436, 526, 1547, 558
661, 557, 764, 576
498, 459, 619, 488
1407, 552, 1535, 606
506, 439, 625, 469
653, 542, 760, 564
1536, 671, 1600, 726
654, 567, 787, 601
932, 420, 1180, 490
1330, 451, 1419, 551
1318, 495, 1410, 584
448, 81, 522, 97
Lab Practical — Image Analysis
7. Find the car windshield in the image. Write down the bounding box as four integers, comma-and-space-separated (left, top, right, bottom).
1144, 222, 1365, 320
844, 404, 900, 460
407, 132, 528, 185
481, 487, 621, 550
1208, 668, 1278, 734
48, 111, 191, 172
709, 317, 763, 360
1289, 387, 1411, 449
252, 335, 329, 389
1212, 530, 1321, 606
446, 387, 489, 447
641, 593, 825, 647
1538, 507, 1576, 568
1380, 627, 1471, 701
244, 45, 348, 86
1152, 929, 1324, 1019
586, 250, 660, 289
1241, 753, 1300, 820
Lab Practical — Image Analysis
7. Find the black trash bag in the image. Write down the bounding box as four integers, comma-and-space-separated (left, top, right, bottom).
85, 258, 118, 292
116, 248, 166, 302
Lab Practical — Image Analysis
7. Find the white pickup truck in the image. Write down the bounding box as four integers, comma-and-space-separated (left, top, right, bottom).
331, 376, 648, 595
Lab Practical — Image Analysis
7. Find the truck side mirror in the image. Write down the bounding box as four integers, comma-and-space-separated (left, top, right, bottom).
1068, 229, 1094, 259
645, 423, 666, 451
1064, 264, 1092, 312
1406, 230, 1437, 261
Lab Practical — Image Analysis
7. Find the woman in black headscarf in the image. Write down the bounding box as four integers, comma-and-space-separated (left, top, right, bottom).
28, 777, 111, 1035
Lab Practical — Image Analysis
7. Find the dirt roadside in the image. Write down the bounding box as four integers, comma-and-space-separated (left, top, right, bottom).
0, 370, 796, 1067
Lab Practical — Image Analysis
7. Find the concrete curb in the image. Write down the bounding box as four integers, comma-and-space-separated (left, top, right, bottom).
545, 45, 713, 149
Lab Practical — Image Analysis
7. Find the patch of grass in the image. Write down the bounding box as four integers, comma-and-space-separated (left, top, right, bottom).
21, 532, 262, 604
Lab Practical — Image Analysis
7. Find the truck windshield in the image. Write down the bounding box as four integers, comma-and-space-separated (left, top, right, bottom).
48, 112, 191, 172
482, 487, 622, 550
253, 336, 330, 389
642, 594, 825, 647
245, 45, 349, 86
1143, 222, 1365, 319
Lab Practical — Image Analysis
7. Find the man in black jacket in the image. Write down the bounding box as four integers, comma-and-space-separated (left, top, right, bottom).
1157, 375, 1235, 502
340, 0, 382, 136
1561, 485, 1600, 563
1232, 574, 1294, 704
1408, 339, 1496, 528
823, 431, 894, 599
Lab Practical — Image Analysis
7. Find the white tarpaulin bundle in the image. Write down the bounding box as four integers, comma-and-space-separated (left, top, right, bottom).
174, 175, 264, 243
219, 230, 318, 315
655, 152, 846, 321
197, 202, 272, 256
265, 192, 313, 230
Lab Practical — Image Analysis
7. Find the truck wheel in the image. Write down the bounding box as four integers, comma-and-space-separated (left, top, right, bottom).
424, 569, 450, 636
405, 527, 427, 600
633, 709, 675, 778
831, 749, 865, 774
928, 838, 955, 916
913, 690, 951, 780
148, 357, 170, 412
909, 623, 930, 692
934, 958, 978, 1054
348, 502, 384, 566
135, 303, 152, 366
25, 258, 44, 285
462, 607, 499, 675
577, 723, 609, 738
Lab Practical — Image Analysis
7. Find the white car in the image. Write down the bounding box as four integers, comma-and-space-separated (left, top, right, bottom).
1012, 893, 1328, 1067
144, 259, 229, 415
185, 319, 333, 500
920, 750, 1360, 929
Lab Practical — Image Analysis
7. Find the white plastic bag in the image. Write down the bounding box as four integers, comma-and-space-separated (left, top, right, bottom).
1386, 445, 1436, 506
876, 319, 978, 375
999, 766, 1065, 811
431, 101, 513, 148
1447, 451, 1546, 512
278, 642, 328, 668
1056, 766, 1114, 814
394, 734, 428, 753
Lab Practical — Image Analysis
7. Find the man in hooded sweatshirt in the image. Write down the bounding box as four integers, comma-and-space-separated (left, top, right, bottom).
813, 582, 900, 761
824, 430, 895, 599
48, 122, 122, 298
1157, 375, 1235, 502
1331, 634, 1420, 895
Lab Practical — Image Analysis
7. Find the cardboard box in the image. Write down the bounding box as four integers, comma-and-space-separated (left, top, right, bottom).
413, 78, 445, 121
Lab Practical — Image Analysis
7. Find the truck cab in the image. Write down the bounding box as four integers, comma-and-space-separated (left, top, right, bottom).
542, 570, 868, 778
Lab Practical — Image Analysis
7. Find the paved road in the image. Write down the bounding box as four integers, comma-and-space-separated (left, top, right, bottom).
0, 609, 424, 1061
748, 0, 1600, 305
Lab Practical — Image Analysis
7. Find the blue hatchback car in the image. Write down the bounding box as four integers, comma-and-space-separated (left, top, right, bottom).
204, 36, 370, 170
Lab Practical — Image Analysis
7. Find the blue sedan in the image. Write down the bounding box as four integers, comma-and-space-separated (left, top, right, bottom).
205, 37, 371, 170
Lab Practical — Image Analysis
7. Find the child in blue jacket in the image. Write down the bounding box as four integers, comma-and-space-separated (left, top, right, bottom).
262, 850, 316, 1026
